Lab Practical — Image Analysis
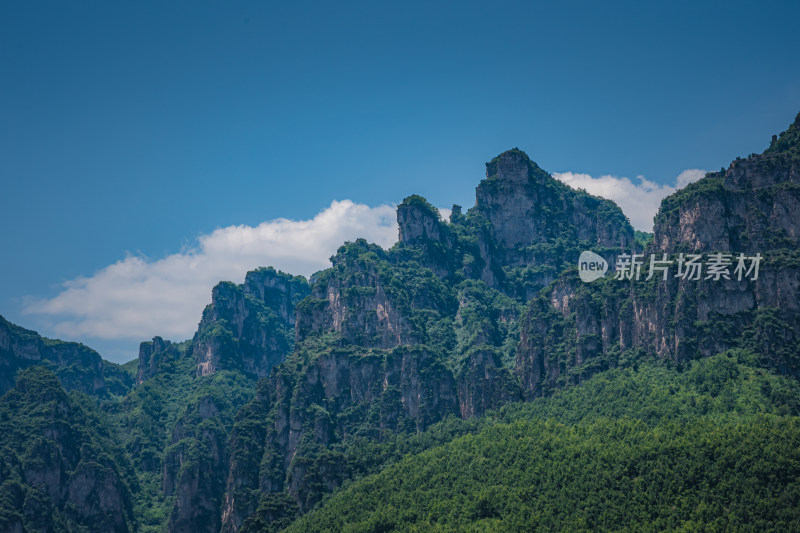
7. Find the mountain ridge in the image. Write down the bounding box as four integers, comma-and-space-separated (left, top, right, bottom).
2, 111, 800, 532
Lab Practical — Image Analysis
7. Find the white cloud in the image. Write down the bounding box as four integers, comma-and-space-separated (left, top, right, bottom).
24, 200, 398, 343
552, 169, 706, 232
676, 169, 706, 188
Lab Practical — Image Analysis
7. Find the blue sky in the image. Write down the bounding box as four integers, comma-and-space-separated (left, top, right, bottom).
2, 1, 799, 362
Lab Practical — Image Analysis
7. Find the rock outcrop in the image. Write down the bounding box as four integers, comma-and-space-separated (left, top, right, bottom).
474, 149, 633, 276
295, 240, 418, 349
220, 345, 461, 531
194, 268, 310, 378
0, 366, 135, 532
165, 396, 230, 533
516, 113, 800, 397
0, 315, 131, 396
137, 336, 177, 384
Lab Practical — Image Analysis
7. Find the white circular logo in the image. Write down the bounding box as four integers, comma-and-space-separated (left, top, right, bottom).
578, 251, 608, 282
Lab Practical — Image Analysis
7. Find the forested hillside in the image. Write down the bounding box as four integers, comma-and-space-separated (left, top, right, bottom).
1, 112, 799, 532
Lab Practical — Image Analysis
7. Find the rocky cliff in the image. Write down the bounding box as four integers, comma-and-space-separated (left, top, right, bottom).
137, 336, 178, 385
475, 149, 633, 266
194, 268, 309, 378
4, 113, 800, 533
0, 366, 135, 532
217, 149, 636, 531
395, 150, 635, 298
0, 315, 132, 397
516, 113, 800, 397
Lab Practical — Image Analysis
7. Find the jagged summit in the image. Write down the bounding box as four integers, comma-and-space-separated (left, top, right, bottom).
655, 112, 800, 253
474, 147, 633, 267
484, 148, 550, 183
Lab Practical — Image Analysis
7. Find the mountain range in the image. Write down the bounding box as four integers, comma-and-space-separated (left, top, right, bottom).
2, 111, 800, 532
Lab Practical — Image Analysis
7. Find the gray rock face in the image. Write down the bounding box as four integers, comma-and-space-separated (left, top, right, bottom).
655, 156, 800, 254
397, 196, 454, 278
398, 195, 451, 247
243, 267, 309, 328
458, 347, 521, 418
220, 345, 461, 529
295, 241, 418, 349
193, 268, 309, 378
516, 120, 800, 397
0, 367, 134, 532
137, 336, 175, 384
0, 315, 120, 396
165, 396, 229, 533
296, 272, 412, 349
474, 149, 634, 268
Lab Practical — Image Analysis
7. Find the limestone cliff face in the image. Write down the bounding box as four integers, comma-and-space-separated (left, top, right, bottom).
0, 315, 130, 396
458, 347, 521, 418
243, 267, 309, 328
516, 116, 800, 397
219, 345, 460, 531
220, 382, 273, 533
165, 396, 230, 533
474, 149, 634, 269
654, 163, 800, 254
0, 367, 135, 532
295, 241, 417, 349
194, 268, 309, 378
137, 336, 177, 384
397, 196, 455, 278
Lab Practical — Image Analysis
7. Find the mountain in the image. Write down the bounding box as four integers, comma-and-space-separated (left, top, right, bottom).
0, 315, 133, 398
1, 111, 799, 532
0, 366, 136, 532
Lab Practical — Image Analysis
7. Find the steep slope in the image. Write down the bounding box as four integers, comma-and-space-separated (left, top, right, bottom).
0, 315, 132, 397
516, 113, 800, 397
219, 153, 638, 531
194, 268, 310, 378
0, 366, 136, 532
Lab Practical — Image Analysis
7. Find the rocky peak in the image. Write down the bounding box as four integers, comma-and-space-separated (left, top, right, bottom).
193, 268, 307, 378
137, 336, 175, 384
466, 148, 633, 290
243, 267, 310, 328
397, 195, 454, 278
397, 195, 449, 245
474, 148, 631, 252
484, 148, 547, 184
654, 112, 800, 253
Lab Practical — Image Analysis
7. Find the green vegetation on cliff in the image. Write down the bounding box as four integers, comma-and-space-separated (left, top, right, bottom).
288, 351, 800, 532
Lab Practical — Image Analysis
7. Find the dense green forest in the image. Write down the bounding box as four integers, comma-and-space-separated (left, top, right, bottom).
289, 351, 800, 532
